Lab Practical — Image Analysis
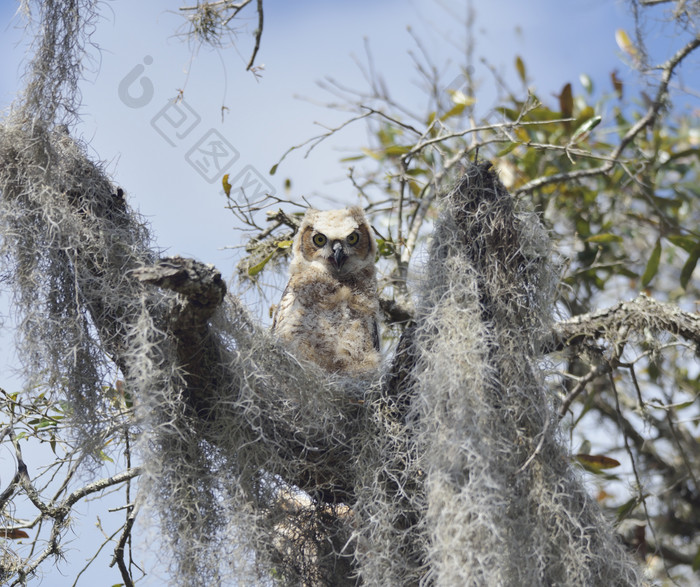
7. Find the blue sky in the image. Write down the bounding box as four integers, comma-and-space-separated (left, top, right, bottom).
1, 0, 695, 585
0, 0, 651, 279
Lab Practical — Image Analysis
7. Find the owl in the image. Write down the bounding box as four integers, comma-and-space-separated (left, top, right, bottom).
272, 207, 381, 375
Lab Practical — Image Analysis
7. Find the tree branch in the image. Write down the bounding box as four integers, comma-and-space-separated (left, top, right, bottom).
547, 293, 700, 352
110, 502, 139, 587
63, 468, 142, 510
558, 362, 612, 418
246, 0, 264, 71
516, 34, 700, 194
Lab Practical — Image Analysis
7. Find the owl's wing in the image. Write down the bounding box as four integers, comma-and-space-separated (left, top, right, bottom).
271, 282, 291, 332
372, 318, 380, 352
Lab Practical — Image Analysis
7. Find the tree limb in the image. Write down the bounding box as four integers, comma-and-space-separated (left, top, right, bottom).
516, 34, 700, 194
547, 293, 700, 352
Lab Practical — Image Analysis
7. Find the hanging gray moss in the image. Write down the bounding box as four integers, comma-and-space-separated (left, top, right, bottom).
349, 164, 643, 586
411, 164, 640, 585
0, 109, 157, 455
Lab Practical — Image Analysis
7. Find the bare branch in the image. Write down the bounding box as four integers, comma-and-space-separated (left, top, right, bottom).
63, 468, 141, 510
609, 372, 674, 578
246, 0, 264, 71
110, 503, 139, 587
558, 362, 612, 418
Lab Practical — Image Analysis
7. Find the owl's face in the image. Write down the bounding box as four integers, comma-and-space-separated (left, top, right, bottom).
291, 207, 376, 278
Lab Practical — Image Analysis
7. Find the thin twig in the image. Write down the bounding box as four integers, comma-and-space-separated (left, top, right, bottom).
71, 525, 123, 587
558, 362, 611, 418
609, 372, 676, 582
246, 0, 263, 71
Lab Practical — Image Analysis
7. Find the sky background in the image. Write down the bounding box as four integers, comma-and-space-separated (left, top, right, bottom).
0, 0, 652, 286
0, 0, 695, 585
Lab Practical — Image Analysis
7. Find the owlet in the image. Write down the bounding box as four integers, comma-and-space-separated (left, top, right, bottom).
272, 207, 380, 374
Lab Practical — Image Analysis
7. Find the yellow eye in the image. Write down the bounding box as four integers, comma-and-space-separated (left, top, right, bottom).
347, 231, 359, 246
312, 233, 327, 247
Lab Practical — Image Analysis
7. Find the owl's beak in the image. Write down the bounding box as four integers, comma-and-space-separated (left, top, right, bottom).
332, 242, 348, 270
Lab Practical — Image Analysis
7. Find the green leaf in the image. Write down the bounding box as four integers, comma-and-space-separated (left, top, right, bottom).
376, 238, 395, 257
498, 107, 520, 121
361, 148, 382, 161
122, 389, 133, 409
671, 400, 695, 411
573, 106, 595, 129
692, 545, 700, 572
496, 142, 520, 157
276, 240, 293, 249
586, 233, 622, 244
571, 115, 602, 142
269, 163, 278, 175
618, 267, 638, 279
30, 417, 57, 430
248, 251, 275, 277
405, 167, 428, 177
575, 218, 591, 239
616, 495, 642, 522
383, 145, 412, 157
680, 244, 700, 289
339, 154, 366, 163
440, 103, 466, 121
641, 239, 661, 287
515, 55, 526, 83
99, 451, 114, 463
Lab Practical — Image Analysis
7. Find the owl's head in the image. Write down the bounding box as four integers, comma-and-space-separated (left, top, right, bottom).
291, 207, 376, 278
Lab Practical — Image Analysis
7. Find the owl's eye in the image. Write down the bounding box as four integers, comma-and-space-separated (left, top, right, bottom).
312, 233, 327, 247
347, 231, 360, 246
